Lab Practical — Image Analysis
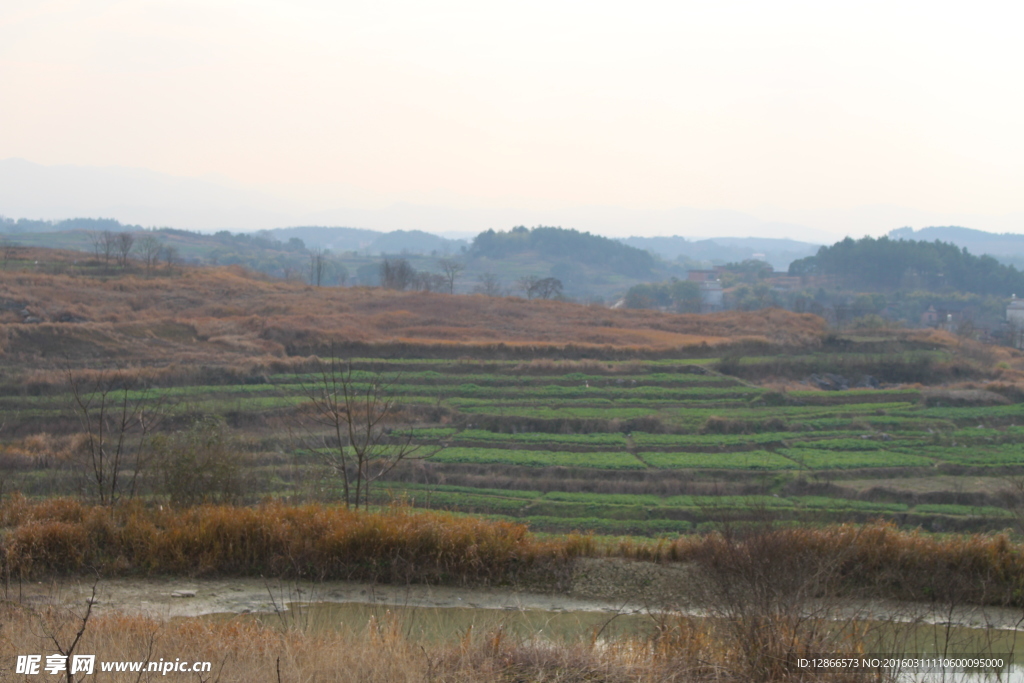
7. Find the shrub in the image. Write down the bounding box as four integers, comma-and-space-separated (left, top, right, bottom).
0, 497, 557, 585
151, 417, 245, 506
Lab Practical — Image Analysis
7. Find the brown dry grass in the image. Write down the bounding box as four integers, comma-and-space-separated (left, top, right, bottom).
0, 496, 583, 584
0, 263, 827, 370
0, 601, 878, 683
3, 498, 1024, 608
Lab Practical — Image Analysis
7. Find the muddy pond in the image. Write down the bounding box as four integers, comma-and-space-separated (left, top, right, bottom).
18, 575, 1024, 681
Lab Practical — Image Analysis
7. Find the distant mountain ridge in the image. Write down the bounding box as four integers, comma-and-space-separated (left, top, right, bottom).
889, 226, 1024, 269
0, 216, 141, 234
0, 217, 471, 257
620, 235, 821, 271
472, 226, 656, 278
259, 226, 468, 255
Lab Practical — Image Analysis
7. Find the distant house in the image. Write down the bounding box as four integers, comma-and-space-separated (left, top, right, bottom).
1007, 296, 1024, 348
767, 275, 803, 291
921, 305, 939, 327
1007, 296, 1024, 325
922, 303, 974, 332
687, 269, 719, 283
699, 281, 724, 312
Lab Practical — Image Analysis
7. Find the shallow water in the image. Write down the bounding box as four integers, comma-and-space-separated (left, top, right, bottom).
219, 598, 1024, 682
236, 599, 658, 642
24, 577, 1024, 681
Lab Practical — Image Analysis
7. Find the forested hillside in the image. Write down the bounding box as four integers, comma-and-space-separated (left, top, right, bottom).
472, 226, 656, 278
890, 226, 1024, 270
789, 236, 1024, 296
0, 216, 135, 234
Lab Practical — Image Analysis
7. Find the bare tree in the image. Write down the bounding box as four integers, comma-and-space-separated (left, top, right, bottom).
415, 271, 447, 292
529, 276, 563, 300
438, 257, 464, 294
87, 231, 104, 262
474, 272, 503, 296
66, 367, 163, 505
138, 234, 162, 274
162, 244, 179, 271
686, 522, 868, 681
380, 258, 416, 290
0, 237, 15, 269
516, 275, 539, 298
40, 580, 100, 683
115, 232, 135, 268
96, 231, 118, 265
301, 355, 439, 509
309, 247, 327, 286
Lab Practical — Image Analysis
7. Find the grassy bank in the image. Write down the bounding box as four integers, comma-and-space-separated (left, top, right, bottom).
3, 497, 1024, 608
0, 496, 582, 585
2, 600, 888, 683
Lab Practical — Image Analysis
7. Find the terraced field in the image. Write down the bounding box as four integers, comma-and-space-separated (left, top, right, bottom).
5, 352, 1023, 535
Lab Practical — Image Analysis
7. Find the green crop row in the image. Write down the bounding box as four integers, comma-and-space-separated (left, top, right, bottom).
780, 449, 934, 469
520, 515, 695, 535
342, 357, 718, 368
630, 431, 868, 447
912, 504, 1013, 518
396, 492, 535, 514
446, 398, 752, 411
897, 445, 1024, 466
42, 379, 761, 409
381, 482, 545, 499
798, 417, 955, 432
641, 450, 797, 470
431, 447, 645, 469
903, 405, 1024, 421
785, 389, 923, 401
405, 428, 628, 447
451, 406, 671, 420
540, 491, 908, 513
632, 431, 793, 446
792, 438, 889, 451
792, 496, 908, 512
436, 385, 763, 400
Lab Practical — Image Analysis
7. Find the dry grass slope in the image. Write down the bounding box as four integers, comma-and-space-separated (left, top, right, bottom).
0, 259, 827, 370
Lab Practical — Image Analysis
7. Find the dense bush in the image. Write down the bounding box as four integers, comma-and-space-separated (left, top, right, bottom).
0, 497, 568, 584
4, 498, 1023, 607
151, 417, 247, 506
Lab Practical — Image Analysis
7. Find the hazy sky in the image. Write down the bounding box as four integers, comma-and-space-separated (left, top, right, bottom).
2, 0, 1022, 237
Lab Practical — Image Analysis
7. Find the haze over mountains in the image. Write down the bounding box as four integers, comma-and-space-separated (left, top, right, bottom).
887, 226, 1024, 270
7, 158, 1024, 274
5, 157, 1023, 245
0, 158, 829, 240
260, 226, 468, 256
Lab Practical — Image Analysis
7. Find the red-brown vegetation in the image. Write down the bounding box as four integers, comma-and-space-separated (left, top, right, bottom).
3, 497, 1023, 607
2, 601, 874, 683
0, 263, 827, 370
0, 495, 575, 584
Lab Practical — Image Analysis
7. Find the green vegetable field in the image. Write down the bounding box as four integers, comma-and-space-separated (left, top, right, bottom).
9, 352, 1024, 536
